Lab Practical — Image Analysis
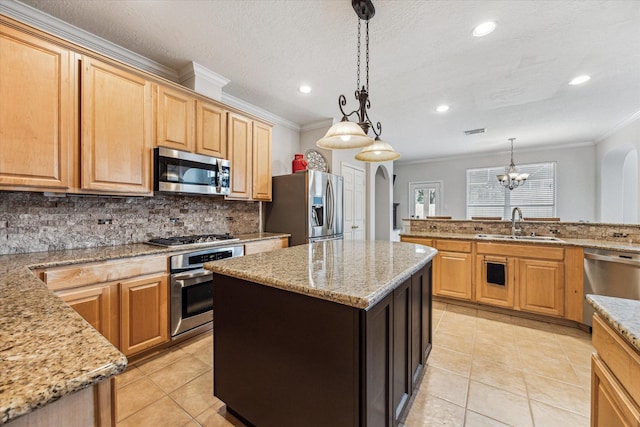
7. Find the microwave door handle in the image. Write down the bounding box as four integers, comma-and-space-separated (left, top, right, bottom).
215, 159, 222, 193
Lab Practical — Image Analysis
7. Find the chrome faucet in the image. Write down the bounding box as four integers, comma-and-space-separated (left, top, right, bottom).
511, 207, 523, 236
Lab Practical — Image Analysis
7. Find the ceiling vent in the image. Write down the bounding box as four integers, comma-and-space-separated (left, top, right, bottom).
464, 128, 486, 135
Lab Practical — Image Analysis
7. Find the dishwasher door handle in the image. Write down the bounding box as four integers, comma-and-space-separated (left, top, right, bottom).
584, 252, 640, 267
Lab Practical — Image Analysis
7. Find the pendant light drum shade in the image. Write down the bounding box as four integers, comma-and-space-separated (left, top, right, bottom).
355, 137, 400, 161
316, 120, 374, 149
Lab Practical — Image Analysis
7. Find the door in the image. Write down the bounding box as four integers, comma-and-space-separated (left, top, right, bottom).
226, 112, 252, 199
252, 121, 272, 201
342, 163, 365, 240
156, 85, 194, 151
0, 24, 75, 191
81, 57, 152, 194
196, 100, 227, 158
408, 181, 442, 219
120, 274, 169, 356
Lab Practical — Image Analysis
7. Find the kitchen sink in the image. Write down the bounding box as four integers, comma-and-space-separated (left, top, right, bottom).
474, 234, 564, 242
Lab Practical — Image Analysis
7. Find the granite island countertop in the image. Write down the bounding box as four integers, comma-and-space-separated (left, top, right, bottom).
0, 232, 288, 425
587, 295, 640, 353
204, 240, 437, 310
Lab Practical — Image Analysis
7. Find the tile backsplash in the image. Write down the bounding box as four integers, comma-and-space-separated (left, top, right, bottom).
0, 191, 260, 255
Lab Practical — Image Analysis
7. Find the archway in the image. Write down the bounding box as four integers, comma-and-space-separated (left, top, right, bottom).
375, 165, 391, 240
601, 145, 638, 223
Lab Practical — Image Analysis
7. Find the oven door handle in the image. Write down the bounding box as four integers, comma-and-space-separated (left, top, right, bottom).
172, 269, 212, 285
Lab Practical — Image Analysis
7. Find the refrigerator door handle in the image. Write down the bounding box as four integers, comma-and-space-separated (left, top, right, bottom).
327, 178, 334, 230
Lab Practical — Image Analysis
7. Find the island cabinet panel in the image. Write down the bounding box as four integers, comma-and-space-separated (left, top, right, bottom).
411, 263, 432, 384
213, 261, 432, 427
0, 24, 75, 192
81, 56, 153, 195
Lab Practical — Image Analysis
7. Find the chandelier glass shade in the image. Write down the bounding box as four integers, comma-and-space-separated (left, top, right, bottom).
497, 138, 529, 190
355, 137, 401, 162
316, 0, 400, 162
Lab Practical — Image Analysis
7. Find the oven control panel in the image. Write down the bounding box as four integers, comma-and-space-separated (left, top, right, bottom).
189, 250, 233, 265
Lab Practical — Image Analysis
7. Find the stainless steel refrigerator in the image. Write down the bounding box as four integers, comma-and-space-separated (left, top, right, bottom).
265, 170, 343, 246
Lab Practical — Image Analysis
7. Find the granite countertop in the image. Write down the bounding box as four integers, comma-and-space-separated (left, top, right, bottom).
399, 231, 640, 253
0, 232, 288, 425
587, 295, 640, 353
205, 240, 437, 310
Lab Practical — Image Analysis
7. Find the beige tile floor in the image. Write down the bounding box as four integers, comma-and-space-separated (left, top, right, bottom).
115, 301, 594, 427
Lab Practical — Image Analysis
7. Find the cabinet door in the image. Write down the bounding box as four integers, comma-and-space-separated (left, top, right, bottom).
434, 251, 472, 300
364, 292, 393, 427
0, 24, 75, 191
475, 255, 515, 308
411, 263, 432, 384
392, 279, 412, 424
120, 274, 169, 356
226, 112, 252, 199
156, 85, 194, 151
519, 259, 564, 317
196, 101, 227, 158
81, 57, 152, 195
57, 283, 118, 347
252, 121, 272, 201
591, 354, 640, 427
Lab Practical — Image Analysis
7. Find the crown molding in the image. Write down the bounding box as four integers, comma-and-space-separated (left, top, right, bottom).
0, 0, 179, 81
595, 109, 640, 143
221, 93, 300, 131
178, 61, 230, 88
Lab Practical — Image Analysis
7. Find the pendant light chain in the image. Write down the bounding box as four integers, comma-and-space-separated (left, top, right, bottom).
356, 18, 361, 92
366, 19, 370, 92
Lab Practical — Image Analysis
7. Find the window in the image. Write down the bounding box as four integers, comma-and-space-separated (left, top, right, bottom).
467, 162, 556, 219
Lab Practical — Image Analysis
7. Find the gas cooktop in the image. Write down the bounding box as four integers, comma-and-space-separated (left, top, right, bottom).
147, 233, 239, 247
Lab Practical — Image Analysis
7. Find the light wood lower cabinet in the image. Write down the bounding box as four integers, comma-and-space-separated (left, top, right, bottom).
475, 255, 515, 308
0, 23, 75, 192
591, 313, 640, 426
81, 56, 153, 195
56, 283, 119, 347
518, 258, 564, 317
119, 274, 169, 356
433, 240, 473, 300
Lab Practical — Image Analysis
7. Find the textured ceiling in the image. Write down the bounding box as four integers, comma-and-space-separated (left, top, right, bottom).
18, 0, 640, 162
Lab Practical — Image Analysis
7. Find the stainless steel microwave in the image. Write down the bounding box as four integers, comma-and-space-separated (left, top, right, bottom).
154, 147, 231, 196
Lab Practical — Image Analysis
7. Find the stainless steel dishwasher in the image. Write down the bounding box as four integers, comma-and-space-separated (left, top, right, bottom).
583, 248, 640, 326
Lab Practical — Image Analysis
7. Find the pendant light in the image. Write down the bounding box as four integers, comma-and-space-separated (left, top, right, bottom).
497, 138, 529, 190
317, 0, 400, 162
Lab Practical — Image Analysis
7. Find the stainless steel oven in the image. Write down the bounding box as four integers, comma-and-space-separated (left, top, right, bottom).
170, 245, 244, 339
154, 147, 230, 196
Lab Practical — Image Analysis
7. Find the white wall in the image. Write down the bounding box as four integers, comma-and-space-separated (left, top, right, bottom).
271, 124, 301, 176
596, 116, 640, 223
394, 144, 597, 222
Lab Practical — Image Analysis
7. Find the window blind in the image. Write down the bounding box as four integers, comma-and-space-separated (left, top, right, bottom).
467, 162, 556, 219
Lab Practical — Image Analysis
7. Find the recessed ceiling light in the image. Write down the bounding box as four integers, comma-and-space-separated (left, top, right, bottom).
569, 75, 591, 85
299, 84, 312, 94
436, 105, 450, 113
472, 21, 496, 37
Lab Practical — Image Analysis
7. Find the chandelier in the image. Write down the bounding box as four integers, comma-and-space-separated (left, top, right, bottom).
497, 138, 529, 190
316, 0, 400, 162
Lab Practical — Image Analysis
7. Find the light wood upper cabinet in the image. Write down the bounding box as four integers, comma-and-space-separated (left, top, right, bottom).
119, 273, 169, 356
252, 121, 272, 201
227, 112, 253, 199
518, 258, 564, 317
81, 56, 153, 195
196, 101, 227, 158
156, 85, 195, 151
0, 24, 75, 191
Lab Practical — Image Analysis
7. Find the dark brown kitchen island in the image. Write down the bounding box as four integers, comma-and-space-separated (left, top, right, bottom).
205, 240, 437, 427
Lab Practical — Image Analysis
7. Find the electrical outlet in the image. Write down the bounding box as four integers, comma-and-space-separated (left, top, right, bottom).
169, 218, 179, 224
98, 219, 112, 225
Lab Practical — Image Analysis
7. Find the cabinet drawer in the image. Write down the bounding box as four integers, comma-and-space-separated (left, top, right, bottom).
435, 240, 471, 253
592, 313, 640, 404
244, 238, 289, 255
400, 237, 433, 247
476, 242, 564, 260
43, 255, 168, 290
